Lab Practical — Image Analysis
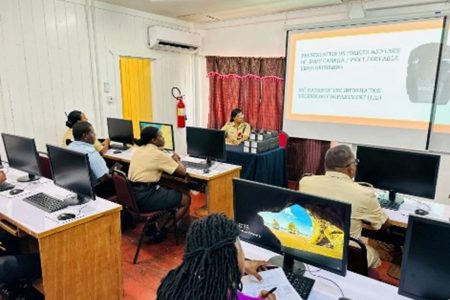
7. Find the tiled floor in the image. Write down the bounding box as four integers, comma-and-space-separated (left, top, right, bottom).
122, 192, 205, 300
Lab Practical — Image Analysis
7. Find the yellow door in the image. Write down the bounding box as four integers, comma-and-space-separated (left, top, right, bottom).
119, 57, 153, 138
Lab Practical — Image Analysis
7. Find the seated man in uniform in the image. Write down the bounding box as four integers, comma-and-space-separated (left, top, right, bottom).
62, 110, 110, 154
299, 144, 390, 268
67, 121, 115, 198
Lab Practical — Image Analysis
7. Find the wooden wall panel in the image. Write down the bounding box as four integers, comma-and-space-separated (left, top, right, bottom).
0, 0, 197, 158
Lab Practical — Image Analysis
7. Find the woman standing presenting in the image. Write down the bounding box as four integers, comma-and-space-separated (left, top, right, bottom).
221, 108, 251, 145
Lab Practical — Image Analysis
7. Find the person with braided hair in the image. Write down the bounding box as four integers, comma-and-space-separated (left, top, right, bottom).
157, 213, 276, 300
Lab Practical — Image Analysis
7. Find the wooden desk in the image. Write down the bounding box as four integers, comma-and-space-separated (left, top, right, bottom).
104, 149, 241, 218
0, 169, 123, 300
241, 241, 409, 300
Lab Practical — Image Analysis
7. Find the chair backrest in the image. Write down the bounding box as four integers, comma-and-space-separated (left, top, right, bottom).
278, 131, 289, 148
38, 152, 53, 179
348, 237, 369, 276
111, 169, 141, 214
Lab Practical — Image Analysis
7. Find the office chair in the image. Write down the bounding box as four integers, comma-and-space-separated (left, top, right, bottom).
111, 169, 178, 264
348, 237, 379, 279
38, 152, 52, 179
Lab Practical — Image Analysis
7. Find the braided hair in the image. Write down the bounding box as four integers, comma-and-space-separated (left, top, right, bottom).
157, 213, 242, 300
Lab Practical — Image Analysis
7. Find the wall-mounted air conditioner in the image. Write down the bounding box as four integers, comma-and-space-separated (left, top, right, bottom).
148, 26, 201, 53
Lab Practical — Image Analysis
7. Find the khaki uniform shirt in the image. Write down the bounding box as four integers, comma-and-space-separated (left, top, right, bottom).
62, 128, 103, 152
221, 122, 251, 145
128, 144, 178, 183
299, 171, 388, 268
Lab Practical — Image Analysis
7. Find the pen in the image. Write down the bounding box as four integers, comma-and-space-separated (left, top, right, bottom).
262, 287, 277, 298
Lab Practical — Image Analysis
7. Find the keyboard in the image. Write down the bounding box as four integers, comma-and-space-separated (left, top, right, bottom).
378, 197, 403, 211
110, 143, 128, 151
0, 182, 15, 192
285, 271, 315, 299
181, 160, 209, 170
23, 193, 68, 213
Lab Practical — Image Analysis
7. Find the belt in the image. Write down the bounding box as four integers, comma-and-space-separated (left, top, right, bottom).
130, 181, 157, 188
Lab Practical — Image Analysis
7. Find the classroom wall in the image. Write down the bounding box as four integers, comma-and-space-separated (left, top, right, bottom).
196, 1, 450, 204
0, 0, 199, 156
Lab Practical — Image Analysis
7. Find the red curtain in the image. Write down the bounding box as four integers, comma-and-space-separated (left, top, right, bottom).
207, 56, 284, 130
207, 56, 330, 181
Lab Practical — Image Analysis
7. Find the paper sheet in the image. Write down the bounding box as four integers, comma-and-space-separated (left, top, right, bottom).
241, 268, 302, 300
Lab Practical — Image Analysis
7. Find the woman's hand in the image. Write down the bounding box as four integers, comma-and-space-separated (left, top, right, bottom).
0, 171, 6, 184
258, 290, 277, 300
103, 138, 111, 147
244, 260, 270, 281
172, 153, 181, 162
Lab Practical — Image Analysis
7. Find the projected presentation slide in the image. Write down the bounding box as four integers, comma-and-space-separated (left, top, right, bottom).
429, 22, 450, 153
283, 18, 444, 150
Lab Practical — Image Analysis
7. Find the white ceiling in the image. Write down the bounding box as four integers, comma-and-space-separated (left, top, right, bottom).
100, 0, 343, 23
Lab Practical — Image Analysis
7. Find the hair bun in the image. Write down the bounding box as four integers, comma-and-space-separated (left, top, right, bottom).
134, 138, 144, 146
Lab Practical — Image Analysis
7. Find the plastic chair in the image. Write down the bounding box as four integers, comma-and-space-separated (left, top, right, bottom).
111, 169, 178, 264
38, 152, 52, 179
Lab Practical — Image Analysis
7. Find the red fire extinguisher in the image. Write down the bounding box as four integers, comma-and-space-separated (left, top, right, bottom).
172, 87, 186, 128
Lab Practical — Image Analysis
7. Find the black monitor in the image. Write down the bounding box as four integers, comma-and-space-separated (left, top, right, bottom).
46, 145, 95, 205
107, 118, 134, 149
186, 127, 226, 166
355, 146, 440, 202
398, 216, 450, 299
139, 121, 175, 151
233, 178, 351, 276
1, 133, 41, 182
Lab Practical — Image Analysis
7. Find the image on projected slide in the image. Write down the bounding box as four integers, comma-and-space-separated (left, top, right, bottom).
258, 204, 345, 260
284, 18, 444, 130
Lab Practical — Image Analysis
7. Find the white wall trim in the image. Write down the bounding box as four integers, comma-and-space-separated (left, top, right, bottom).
93, 0, 193, 29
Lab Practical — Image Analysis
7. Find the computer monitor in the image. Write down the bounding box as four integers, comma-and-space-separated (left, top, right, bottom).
398, 216, 450, 299
186, 127, 226, 166
233, 178, 351, 276
139, 121, 175, 151
107, 118, 134, 149
355, 146, 440, 202
1, 133, 41, 182
46, 145, 95, 205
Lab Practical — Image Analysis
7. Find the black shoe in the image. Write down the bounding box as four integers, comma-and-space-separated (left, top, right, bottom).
0, 286, 16, 300
144, 223, 158, 236
149, 229, 167, 243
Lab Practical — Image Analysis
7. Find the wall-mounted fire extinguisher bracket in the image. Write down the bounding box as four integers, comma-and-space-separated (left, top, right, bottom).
172, 87, 186, 128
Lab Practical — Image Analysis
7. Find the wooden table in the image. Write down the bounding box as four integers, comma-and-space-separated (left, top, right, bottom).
104, 148, 241, 218
0, 168, 123, 300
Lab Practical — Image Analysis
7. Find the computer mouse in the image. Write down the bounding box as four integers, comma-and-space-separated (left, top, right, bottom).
113, 150, 122, 154
57, 213, 76, 221
415, 208, 429, 216
9, 189, 24, 195
203, 168, 210, 174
